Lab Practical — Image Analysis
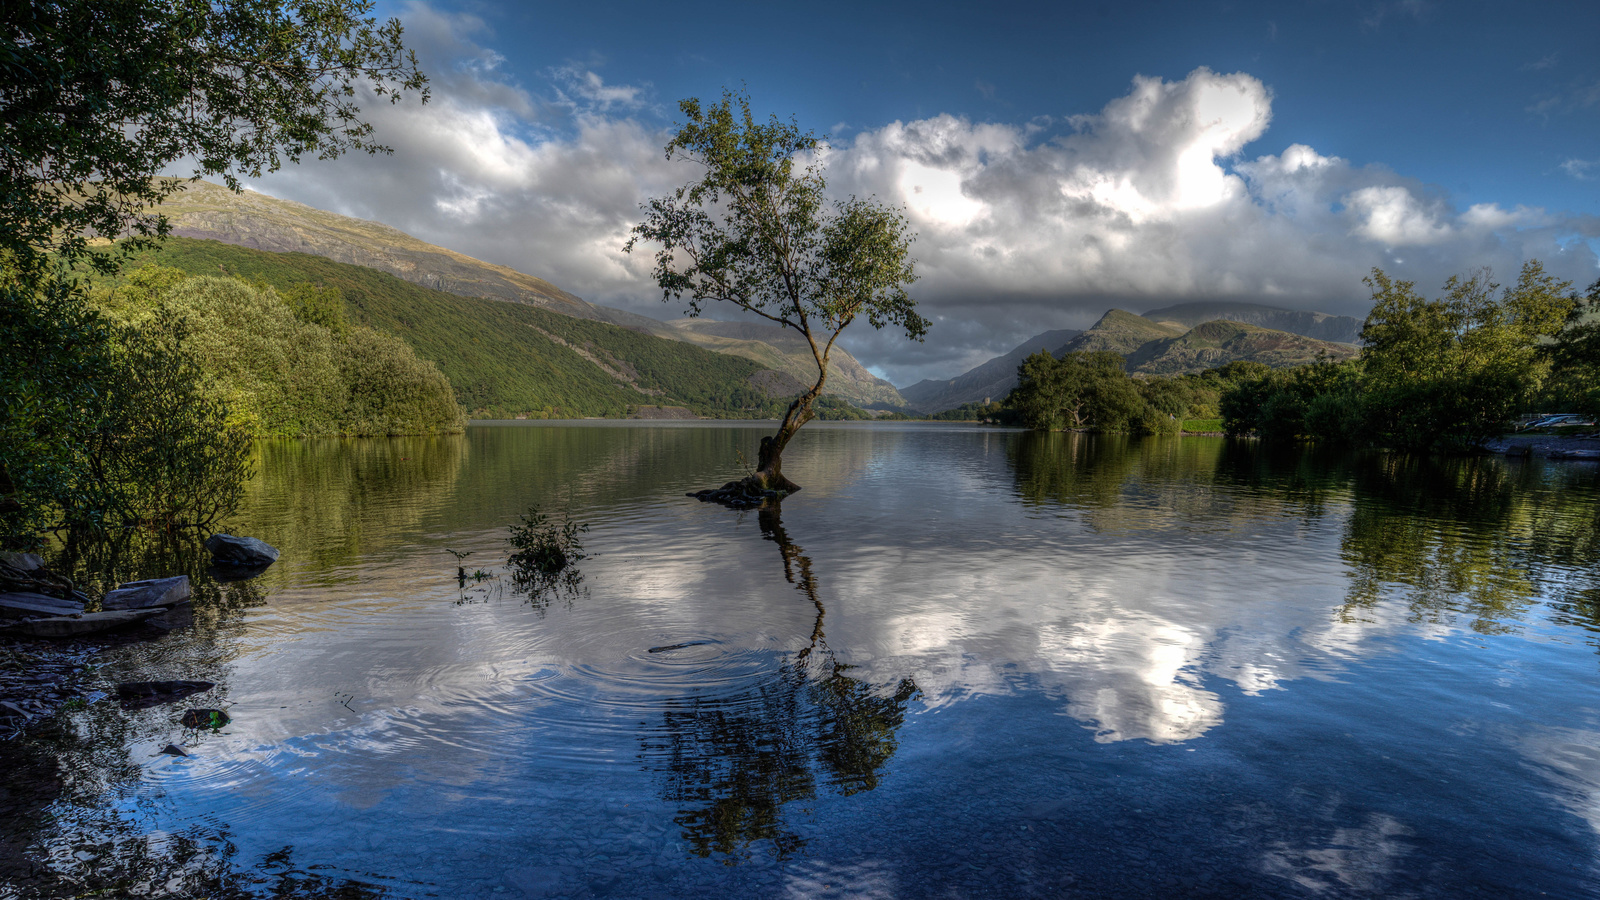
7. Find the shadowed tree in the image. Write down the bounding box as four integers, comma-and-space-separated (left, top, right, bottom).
626, 90, 928, 502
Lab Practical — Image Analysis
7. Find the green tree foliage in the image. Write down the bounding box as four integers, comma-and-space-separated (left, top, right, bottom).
1222, 262, 1575, 450
1359, 262, 1571, 450
1220, 358, 1363, 443
104, 273, 464, 437
1, 1, 426, 548
0, 266, 117, 544
339, 326, 464, 436
1543, 278, 1600, 420
0, 264, 253, 545
164, 277, 348, 435
280, 281, 351, 337
84, 312, 255, 532
627, 90, 928, 492
1009, 350, 1205, 435
2, 0, 426, 270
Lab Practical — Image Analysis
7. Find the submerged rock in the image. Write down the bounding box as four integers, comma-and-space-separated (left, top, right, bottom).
2, 609, 161, 637
204, 534, 279, 567
117, 681, 214, 709
687, 479, 793, 510
0, 592, 84, 619
102, 576, 191, 611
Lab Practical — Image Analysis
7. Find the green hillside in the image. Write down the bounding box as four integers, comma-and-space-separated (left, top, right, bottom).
1126, 320, 1359, 375
126, 239, 788, 419
158, 180, 908, 409
1059, 309, 1186, 356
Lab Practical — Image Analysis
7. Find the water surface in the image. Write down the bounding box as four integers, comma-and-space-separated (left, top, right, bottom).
9, 422, 1600, 899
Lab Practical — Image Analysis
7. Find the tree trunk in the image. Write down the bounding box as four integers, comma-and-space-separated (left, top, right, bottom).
686, 340, 829, 507
751, 387, 817, 495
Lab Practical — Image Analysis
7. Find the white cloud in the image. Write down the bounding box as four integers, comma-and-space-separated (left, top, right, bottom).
1562, 158, 1597, 181
243, 8, 1600, 385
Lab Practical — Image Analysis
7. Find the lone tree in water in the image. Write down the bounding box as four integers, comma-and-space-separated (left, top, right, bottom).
627, 91, 927, 500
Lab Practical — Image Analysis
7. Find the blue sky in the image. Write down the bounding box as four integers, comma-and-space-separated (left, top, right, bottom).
473, 0, 1599, 215
248, 0, 1600, 383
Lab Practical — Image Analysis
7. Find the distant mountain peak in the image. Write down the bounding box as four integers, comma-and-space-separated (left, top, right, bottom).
1139, 300, 1361, 344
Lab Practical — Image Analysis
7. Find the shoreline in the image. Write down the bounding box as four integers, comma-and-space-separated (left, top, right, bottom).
1482, 434, 1600, 459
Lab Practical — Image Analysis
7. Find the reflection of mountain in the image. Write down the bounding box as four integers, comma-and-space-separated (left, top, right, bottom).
642, 506, 916, 859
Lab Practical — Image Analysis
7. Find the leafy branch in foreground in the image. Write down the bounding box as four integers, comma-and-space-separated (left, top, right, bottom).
2, 0, 428, 271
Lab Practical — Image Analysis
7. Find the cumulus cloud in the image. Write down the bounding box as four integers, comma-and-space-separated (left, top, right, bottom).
243, 6, 1599, 386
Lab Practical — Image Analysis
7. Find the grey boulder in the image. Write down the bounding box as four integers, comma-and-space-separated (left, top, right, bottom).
205, 534, 279, 567
102, 576, 191, 610
0, 551, 44, 572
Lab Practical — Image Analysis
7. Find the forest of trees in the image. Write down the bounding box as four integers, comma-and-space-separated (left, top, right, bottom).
1005, 262, 1599, 454
1221, 263, 1596, 451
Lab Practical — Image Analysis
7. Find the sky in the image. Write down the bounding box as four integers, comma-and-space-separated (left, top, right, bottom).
237, 0, 1600, 386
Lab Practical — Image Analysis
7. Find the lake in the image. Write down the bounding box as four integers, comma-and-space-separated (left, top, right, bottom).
7, 421, 1600, 899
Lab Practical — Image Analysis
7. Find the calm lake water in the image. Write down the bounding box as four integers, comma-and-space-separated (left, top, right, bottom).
8, 422, 1600, 899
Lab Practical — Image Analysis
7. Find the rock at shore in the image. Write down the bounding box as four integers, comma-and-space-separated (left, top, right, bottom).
204, 534, 279, 567
0, 552, 44, 573
102, 576, 191, 611
0, 592, 85, 619
2, 609, 161, 638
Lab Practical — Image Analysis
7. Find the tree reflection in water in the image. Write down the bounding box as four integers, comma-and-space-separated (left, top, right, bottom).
1336, 455, 1600, 635
643, 504, 917, 861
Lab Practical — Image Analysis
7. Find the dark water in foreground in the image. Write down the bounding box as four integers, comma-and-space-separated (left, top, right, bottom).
6, 422, 1600, 899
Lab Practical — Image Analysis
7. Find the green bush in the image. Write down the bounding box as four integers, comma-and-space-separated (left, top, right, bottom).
1, 264, 254, 545
164, 277, 347, 436
0, 265, 118, 544
101, 274, 464, 437
340, 326, 465, 435
86, 311, 255, 531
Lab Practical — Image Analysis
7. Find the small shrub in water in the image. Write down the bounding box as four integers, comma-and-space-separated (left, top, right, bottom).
507, 506, 587, 576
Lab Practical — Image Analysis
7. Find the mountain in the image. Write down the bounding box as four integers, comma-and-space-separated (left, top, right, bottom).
900, 328, 1082, 413
1140, 301, 1362, 344
1125, 320, 1358, 374
133, 238, 799, 419
156, 181, 907, 409
903, 309, 1357, 413
660, 319, 906, 409
1060, 309, 1187, 355
160, 179, 599, 318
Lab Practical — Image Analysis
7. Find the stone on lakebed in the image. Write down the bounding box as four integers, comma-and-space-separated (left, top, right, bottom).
204, 534, 279, 567
102, 576, 191, 610
2, 609, 161, 637
0, 591, 85, 619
